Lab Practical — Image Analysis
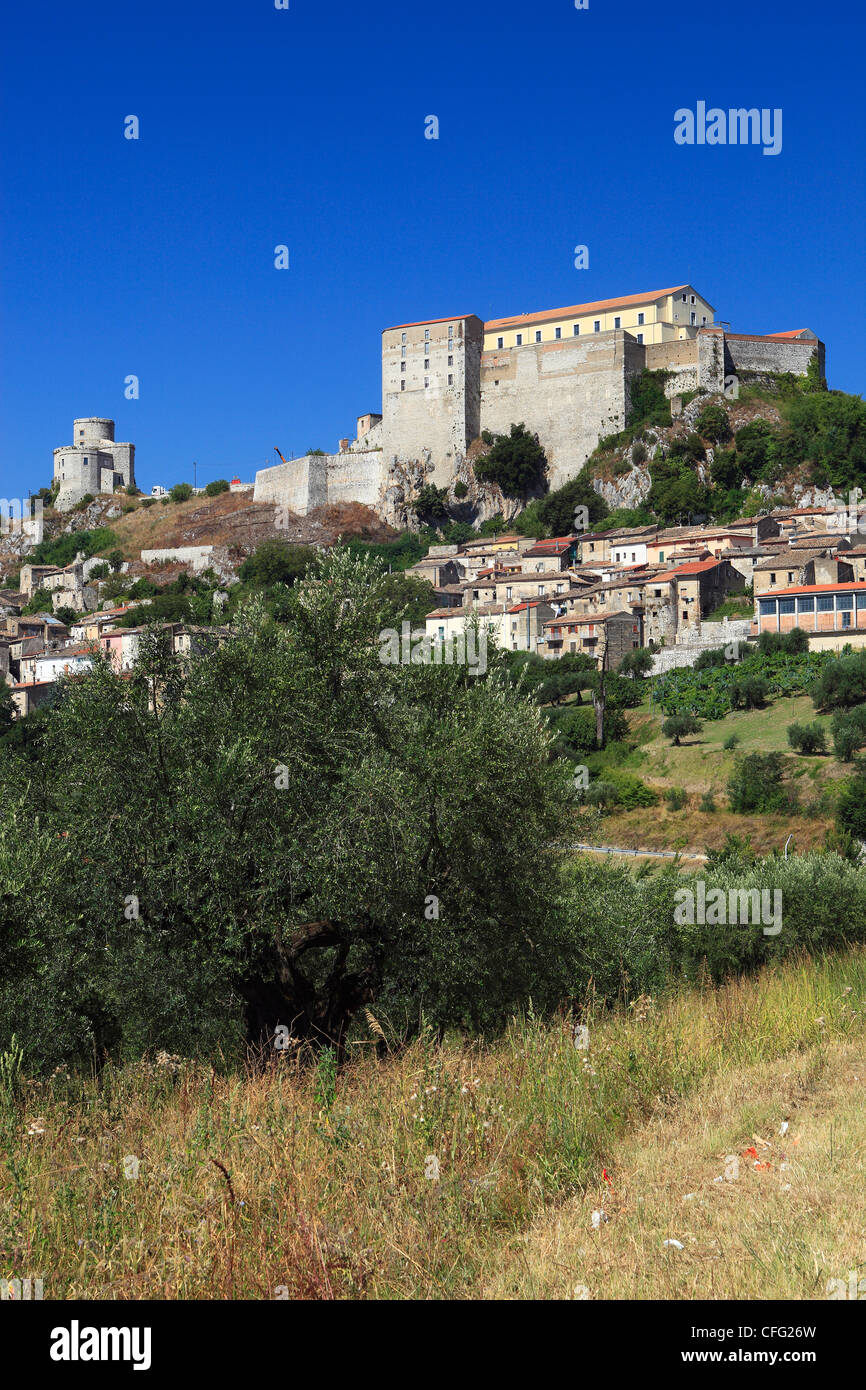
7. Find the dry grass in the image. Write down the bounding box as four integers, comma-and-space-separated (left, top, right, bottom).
2, 949, 865, 1300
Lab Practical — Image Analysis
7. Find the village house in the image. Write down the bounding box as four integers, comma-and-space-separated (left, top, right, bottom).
540, 609, 642, 667
424, 599, 553, 656
755, 581, 866, 650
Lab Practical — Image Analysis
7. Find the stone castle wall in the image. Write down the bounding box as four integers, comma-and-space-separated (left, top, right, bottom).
253, 317, 824, 522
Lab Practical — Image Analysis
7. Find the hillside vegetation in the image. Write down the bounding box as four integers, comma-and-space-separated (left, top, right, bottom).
2, 946, 863, 1299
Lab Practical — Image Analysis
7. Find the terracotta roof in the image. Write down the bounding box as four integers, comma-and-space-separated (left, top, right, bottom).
768, 329, 814, 339
485, 286, 700, 331
759, 582, 866, 598
384, 314, 473, 332
651, 558, 723, 583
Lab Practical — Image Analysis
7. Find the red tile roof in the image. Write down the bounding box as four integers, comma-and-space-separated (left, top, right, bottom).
485, 286, 703, 331
760, 581, 866, 598
651, 558, 722, 583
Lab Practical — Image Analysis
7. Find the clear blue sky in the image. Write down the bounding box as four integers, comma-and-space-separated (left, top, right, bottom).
1, 0, 864, 500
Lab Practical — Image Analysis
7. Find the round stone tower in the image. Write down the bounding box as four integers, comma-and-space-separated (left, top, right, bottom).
73, 418, 115, 445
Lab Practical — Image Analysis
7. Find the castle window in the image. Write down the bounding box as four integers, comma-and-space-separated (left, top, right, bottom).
424, 328, 430, 340
515, 334, 522, 346
637, 312, 644, 325
401, 346, 406, 358
614, 316, 621, 329
690, 295, 696, 304
447, 374, 453, 385
702, 315, 707, 324
497, 336, 503, 348
593, 321, 600, 333
535, 330, 542, 342
555, 326, 561, 339
690, 312, 696, 325
424, 358, 429, 369
424, 376, 430, 388
401, 332, 407, 343
400, 381, 406, 391
448, 355, 453, 366
573, 324, 579, 336
682, 294, 687, 302
401, 362, 406, 372
636, 333, 643, 344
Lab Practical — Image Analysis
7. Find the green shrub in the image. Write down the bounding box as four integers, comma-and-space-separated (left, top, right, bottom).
727, 752, 796, 814
787, 721, 827, 755
695, 403, 732, 444
205, 479, 230, 497
665, 787, 687, 811
141, 498, 156, 509
473, 423, 547, 496
723, 732, 739, 751
729, 674, 768, 710
699, 790, 716, 813
812, 650, 866, 709
584, 781, 619, 808
662, 714, 702, 745
452, 480, 469, 499
604, 771, 658, 809
831, 705, 866, 760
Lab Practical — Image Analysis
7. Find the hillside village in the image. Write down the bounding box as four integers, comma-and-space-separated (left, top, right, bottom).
5, 282, 866, 864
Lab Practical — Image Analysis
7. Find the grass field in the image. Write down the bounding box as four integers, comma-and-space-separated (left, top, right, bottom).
594, 697, 842, 853
2, 947, 864, 1300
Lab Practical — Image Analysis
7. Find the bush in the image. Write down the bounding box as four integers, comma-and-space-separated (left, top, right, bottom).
452, 481, 468, 499
812, 650, 866, 709
695, 403, 732, 444
661, 714, 702, 745
473, 423, 548, 496
757, 628, 809, 656
787, 721, 827, 755
604, 771, 658, 809
205, 479, 230, 497
836, 773, 866, 840
628, 369, 672, 429
723, 733, 739, 751
584, 781, 619, 808
141, 498, 156, 509
412, 484, 449, 521
665, 787, 687, 811
729, 674, 768, 710
727, 752, 796, 814
831, 705, 866, 760
699, 790, 716, 813
617, 647, 653, 680
631, 441, 648, 466
170, 483, 194, 503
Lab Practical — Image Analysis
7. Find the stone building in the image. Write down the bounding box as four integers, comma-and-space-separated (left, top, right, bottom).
254, 283, 825, 518
53, 418, 136, 511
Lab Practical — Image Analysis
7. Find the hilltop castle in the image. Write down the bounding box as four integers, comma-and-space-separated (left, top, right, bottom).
53, 418, 136, 511
253, 283, 824, 522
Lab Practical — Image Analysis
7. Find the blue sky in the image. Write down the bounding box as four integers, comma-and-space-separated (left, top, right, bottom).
1, 0, 864, 500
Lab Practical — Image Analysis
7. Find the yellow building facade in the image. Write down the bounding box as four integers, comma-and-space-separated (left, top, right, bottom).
483, 285, 715, 351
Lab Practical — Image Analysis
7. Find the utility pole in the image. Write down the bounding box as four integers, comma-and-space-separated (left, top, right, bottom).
193, 460, 197, 492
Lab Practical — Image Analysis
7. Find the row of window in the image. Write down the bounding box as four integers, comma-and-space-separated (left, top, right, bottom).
401, 325, 455, 344
759, 594, 866, 614
400, 375, 455, 390
400, 352, 454, 367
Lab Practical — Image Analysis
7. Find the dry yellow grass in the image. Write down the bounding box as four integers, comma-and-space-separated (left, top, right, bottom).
2, 949, 864, 1300
483, 1041, 866, 1299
